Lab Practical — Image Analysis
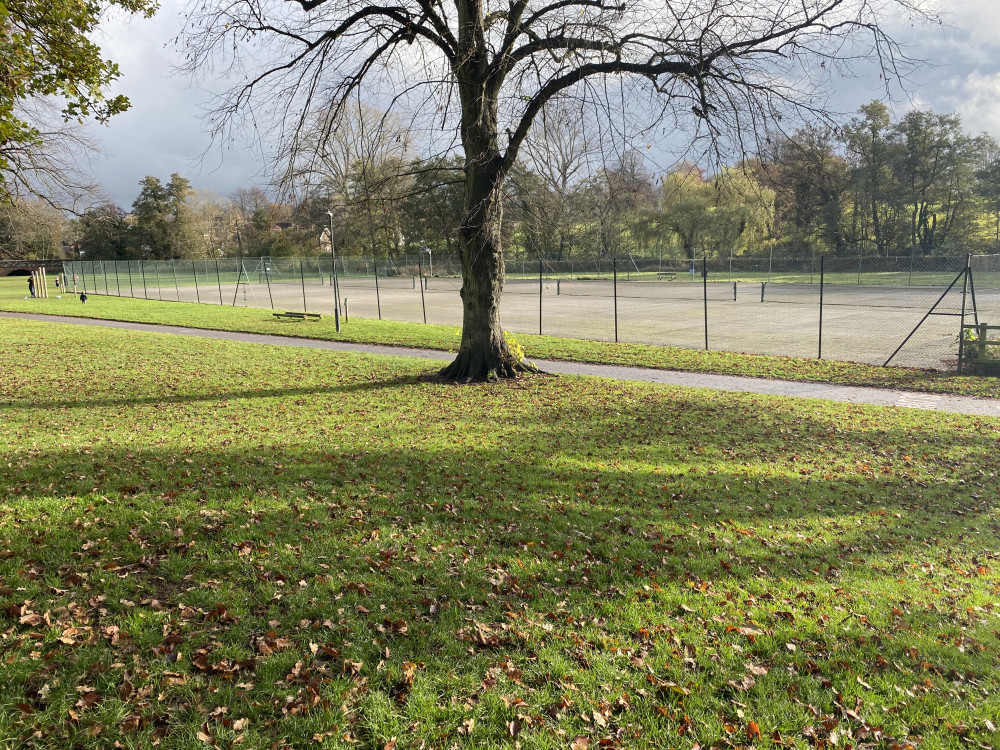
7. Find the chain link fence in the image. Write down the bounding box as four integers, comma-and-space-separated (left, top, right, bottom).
63, 253, 993, 371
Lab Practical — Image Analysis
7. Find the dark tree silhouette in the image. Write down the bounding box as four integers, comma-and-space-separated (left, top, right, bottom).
182, 0, 935, 379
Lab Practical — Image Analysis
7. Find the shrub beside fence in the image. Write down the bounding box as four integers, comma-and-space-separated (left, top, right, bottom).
62, 253, 999, 372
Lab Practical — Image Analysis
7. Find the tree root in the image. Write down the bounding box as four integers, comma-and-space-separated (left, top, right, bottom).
440, 353, 536, 382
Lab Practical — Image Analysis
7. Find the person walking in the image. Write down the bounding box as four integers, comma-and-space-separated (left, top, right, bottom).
55, 276, 60, 291
27, 276, 35, 298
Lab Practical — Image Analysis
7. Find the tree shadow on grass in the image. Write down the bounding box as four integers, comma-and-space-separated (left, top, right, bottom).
1, 381, 997, 748
0, 372, 438, 412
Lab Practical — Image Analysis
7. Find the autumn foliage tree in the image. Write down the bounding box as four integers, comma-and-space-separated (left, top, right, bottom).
0, 0, 157, 205
182, 0, 936, 380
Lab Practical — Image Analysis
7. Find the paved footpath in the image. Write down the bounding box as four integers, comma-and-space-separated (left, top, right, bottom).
4, 311, 999, 418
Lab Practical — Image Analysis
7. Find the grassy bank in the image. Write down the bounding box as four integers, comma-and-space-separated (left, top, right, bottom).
1, 275, 998, 397
1, 317, 998, 748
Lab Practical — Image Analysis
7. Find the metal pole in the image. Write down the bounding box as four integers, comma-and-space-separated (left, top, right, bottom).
214, 260, 223, 304
958, 254, 971, 373
703, 257, 709, 350
327, 211, 341, 330
419, 253, 427, 324
264, 261, 274, 310
818, 256, 824, 359
154, 261, 162, 300
232, 261, 242, 306
127, 261, 134, 298
373, 257, 382, 320
81, 261, 88, 293
960, 253, 971, 323
331, 256, 341, 332
192, 261, 200, 304
613, 257, 618, 343
114, 261, 121, 296
300, 259, 308, 312
884, 267, 969, 366
140, 260, 148, 299
172, 261, 180, 301
332, 259, 341, 331
539, 258, 543, 335
102, 260, 109, 294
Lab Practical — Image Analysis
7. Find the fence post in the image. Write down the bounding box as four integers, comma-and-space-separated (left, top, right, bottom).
373, 257, 382, 320
127, 261, 134, 298
613, 257, 618, 343
539, 258, 543, 335
959, 254, 972, 373
172, 260, 180, 301
192, 261, 200, 304
140, 260, 148, 299
300, 259, 308, 312
102, 260, 109, 294
419, 252, 427, 324
114, 261, 122, 296
154, 261, 162, 300
331, 254, 341, 332
818, 255, 824, 359
232, 262, 243, 307
214, 260, 223, 304
703, 257, 709, 351
263, 261, 274, 310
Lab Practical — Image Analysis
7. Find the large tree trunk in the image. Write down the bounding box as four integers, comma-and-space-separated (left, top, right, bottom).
440, 164, 526, 381
440, 26, 531, 382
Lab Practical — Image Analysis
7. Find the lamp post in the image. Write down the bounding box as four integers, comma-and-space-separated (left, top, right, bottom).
326, 211, 341, 331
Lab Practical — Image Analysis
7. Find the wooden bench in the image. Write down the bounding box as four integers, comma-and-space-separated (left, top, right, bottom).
273, 311, 322, 320
656, 272, 677, 281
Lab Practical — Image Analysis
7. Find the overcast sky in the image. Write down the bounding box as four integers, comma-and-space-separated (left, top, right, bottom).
85, 0, 1000, 207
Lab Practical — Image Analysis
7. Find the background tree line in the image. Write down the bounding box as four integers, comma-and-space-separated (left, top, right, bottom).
8, 99, 1000, 263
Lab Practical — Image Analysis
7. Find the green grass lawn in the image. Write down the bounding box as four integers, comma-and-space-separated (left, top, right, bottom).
1, 317, 999, 749
2, 275, 999, 398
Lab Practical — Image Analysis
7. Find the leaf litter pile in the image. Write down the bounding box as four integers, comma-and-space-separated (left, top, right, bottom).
1, 318, 999, 749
